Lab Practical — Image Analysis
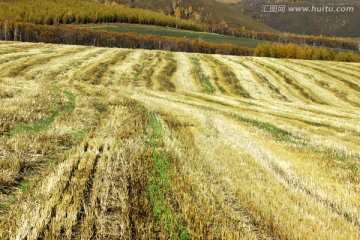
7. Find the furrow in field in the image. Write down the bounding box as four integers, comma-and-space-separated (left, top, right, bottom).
22, 46, 91, 80
313, 61, 359, 80
187, 54, 212, 94
204, 93, 360, 156
0, 42, 61, 59
136, 51, 163, 89
135, 93, 275, 239
267, 58, 360, 106
130, 51, 159, 88
21, 47, 88, 80
27, 48, 107, 84
217, 56, 270, 100
286, 60, 360, 101
197, 54, 227, 94
1, 100, 153, 240
239, 58, 307, 104
0, 45, 78, 78
172, 53, 202, 93
0, 51, 43, 66
132, 90, 360, 239
0, 42, 39, 55
71, 49, 129, 85
281, 60, 359, 106
250, 58, 326, 104
108, 50, 144, 87
155, 52, 177, 92
200, 55, 251, 98
316, 60, 360, 77
191, 54, 220, 94
141, 90, 360, 164
149, 52, 167, 91
226, 57, 290, 101
184, 92, 359, 135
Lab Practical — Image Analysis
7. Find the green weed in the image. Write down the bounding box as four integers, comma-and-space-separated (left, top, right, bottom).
18, 180, 30, 191
72, 130, 87, 139
146, 111, 190, 238
191, 57, 216, 94
93, 102, 106, 112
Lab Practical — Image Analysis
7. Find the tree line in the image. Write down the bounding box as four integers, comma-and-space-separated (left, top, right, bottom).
2, 21, 358, 62
0, 0, 201, 31
221, 27, 359, 52
0, 0, 359, 62
255, 42, 360, 62
0, 21, 253, 56
0, 0, 358, 52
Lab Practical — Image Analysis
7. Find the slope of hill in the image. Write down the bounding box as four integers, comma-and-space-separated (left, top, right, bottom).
0, 41, 359, 239
111, 0, 280, 33
231, 0, 360, 38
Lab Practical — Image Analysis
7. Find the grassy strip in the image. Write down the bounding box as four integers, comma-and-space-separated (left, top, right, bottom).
92, 24, 263, 48
146, 111, 190, 239
233, 115, 299, 144
6, 87, 75, 137
191, 57, 216, 94
331, 154, 359, 172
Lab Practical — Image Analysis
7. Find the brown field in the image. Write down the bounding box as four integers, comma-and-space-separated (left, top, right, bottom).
0, 41, 359, 239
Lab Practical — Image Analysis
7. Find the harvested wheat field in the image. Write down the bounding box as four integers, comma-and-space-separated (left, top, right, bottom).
0, 41, 359, 240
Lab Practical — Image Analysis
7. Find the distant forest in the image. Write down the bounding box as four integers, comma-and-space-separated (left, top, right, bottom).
0, 0, 359, 61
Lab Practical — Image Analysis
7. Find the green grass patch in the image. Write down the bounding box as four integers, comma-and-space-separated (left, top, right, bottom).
64, 91, 75, 112
0, 203, 10, 210
91, 24, 263, 48
72, 130, 87, 139
146, 111, 190, 239
334, 155, 359, 172
18, 180, 30, 191
93, 102, 106, 113
237, 116, 298, 143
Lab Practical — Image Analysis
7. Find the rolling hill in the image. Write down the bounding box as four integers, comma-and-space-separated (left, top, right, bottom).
0, 41, 359, 239
102, 0, 360, 37
109, 0, 280, 33
231, 0, 360, 38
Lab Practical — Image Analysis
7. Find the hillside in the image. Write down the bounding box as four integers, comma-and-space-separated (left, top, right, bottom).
111, 0, 280, 33
231, 0, 360, 38
0, 41, 359, 239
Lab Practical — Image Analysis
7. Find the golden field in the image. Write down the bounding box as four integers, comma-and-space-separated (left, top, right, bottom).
0, 41, 359, 239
